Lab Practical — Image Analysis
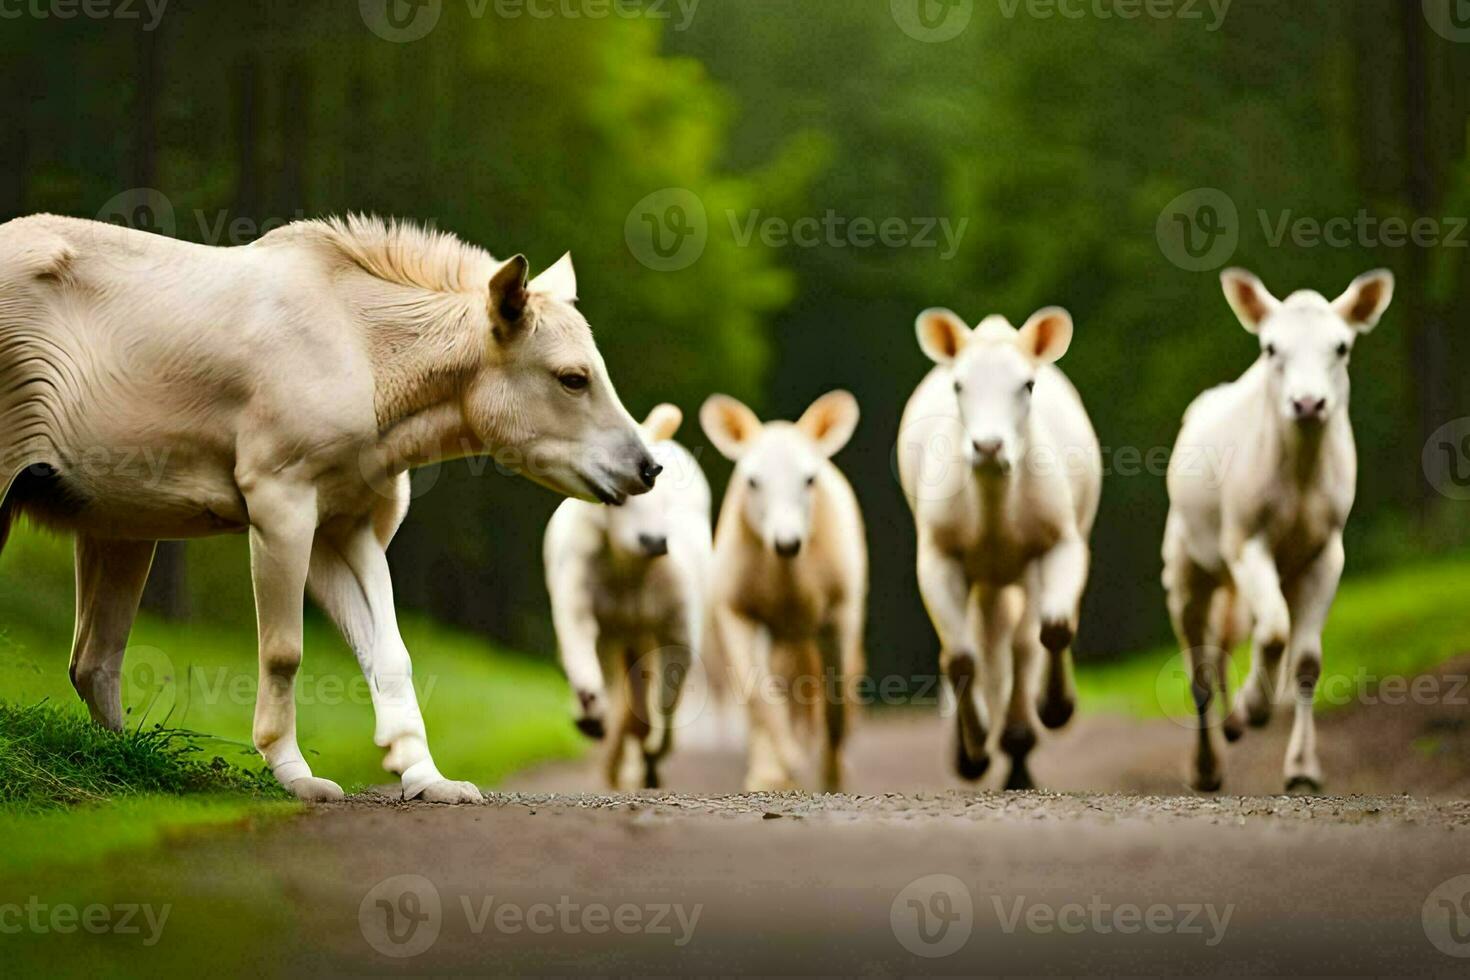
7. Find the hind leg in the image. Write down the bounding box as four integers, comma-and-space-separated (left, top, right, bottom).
1165, 553, 1225, 792
69, 536, 157, 730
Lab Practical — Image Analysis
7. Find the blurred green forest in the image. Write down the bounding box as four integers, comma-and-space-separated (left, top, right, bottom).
1, 0, 1467, 684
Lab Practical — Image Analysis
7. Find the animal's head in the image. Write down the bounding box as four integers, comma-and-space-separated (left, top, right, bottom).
700, 390, 859, 559
602, 404, 688, 559
465, 253, 659, 505
1221, 268, 1394, 426
916, 306, 1074, 474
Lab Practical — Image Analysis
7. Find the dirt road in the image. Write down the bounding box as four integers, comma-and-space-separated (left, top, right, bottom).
10, 658, 1470, 976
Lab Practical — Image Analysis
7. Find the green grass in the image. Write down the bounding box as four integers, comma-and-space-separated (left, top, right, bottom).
0, 525, 584, 875
1077, 552, 1470, 720
0, 701, 279, 809
0, 527, 584, 793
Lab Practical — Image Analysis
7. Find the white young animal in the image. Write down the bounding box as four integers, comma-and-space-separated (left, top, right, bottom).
543, 403, 712, 789
701, 391, 867, 792
898, 307, 1101, 789
0, 213, 661, 803
1163, 268, 1394, 793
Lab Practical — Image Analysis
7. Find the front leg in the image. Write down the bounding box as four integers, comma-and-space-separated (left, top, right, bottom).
917, 540, 988, 779
1034, 533, 1088, 655
1229, 535, 1291, 662
309, 519, 480, 803
246, 480, 342, 802
1281, 534, 1344, 794
716, 605, 801, 791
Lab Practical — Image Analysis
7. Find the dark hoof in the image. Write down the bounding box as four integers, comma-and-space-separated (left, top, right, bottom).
1190, 770, 1223, 793
1004, 761, 1035, 792
1247, 709, 1272, 730
1222, 712, 1245, 743
954, 740, 991, 782
1285, 775, 1322, 795
574, 717, 605, 741
642, 758, 661, 790
1037, 696, 1075, 731
1039, 619, 1073, 654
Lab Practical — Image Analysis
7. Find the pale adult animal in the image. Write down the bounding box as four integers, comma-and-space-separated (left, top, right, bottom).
0, 213, 659, 802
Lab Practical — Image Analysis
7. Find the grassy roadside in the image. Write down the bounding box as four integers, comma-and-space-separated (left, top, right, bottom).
0, 525, 584, 875
1077, 552, 1470, 720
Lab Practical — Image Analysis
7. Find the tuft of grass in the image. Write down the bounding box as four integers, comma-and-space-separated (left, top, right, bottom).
0, 701, 282, 810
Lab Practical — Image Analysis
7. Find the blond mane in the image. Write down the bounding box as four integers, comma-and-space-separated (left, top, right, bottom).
263, 214, 500, 296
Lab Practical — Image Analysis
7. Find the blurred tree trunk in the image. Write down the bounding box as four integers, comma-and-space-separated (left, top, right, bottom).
133, 25, 191, 621
1395, 2, 1453, 510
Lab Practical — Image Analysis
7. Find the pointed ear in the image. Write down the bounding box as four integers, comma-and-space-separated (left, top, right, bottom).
1333, 269, 1394, 334
489, 254, 530, 337
1220, 268, 1280, 334
642, 403, 683, 443
1016, 307, 1073, 364
529, 252, 578, 303
796, 389, 860, 459
915, 308, 971, 364
700, 395, 762, 461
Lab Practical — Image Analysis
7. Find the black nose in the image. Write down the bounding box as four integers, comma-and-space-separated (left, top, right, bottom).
972, 438, 1002, 458
774, 538, 802, 558
1291, 396, 1328, 420
640, 457, 663, 488
638, 533, 669, 557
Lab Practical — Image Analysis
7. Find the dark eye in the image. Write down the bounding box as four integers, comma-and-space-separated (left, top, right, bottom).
558, 372, 589, 392
953, 380, 963, 394
804, 474, 817, 488
1336, 342, 1350, 358
1024, 380, 1035, 394
747, 475, 760, 490
1264, 343, 1277, 358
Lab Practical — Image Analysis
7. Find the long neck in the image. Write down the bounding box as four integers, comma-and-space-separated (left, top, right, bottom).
352, 275, 490, 467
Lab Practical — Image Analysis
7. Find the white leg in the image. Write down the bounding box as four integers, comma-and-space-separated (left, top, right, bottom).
246, 480, 343, 802
1282, 534, 1344, 793
1165, 550, 1225, 792
1034, 533, 1089, 655
917, 540, 988, 777
69, 536, 156, 730
548, 564, 609, 740
717, 606, 800, 791
308, 519, 480, 803
1229, 536, 1291, 662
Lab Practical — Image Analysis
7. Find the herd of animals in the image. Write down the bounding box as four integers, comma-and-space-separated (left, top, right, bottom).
547, 268, 1395, 799
0, 214, 1392, 802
